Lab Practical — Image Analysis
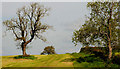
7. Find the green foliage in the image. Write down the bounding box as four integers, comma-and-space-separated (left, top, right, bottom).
113, 46, 120, 52
115, 52, 120, 56
80, 46, 120, 61
74, 61, 106, 67
112, 54, 120, 65
70, 52, 90, 58
71, 53, 120, 67
61, 53, 91, 62
41, 46, 56, 55
3, 53, 120, 67
80, 47, 108, 53
72, 2, 120, 60
72, 2, 120, 47
14, 55, 37, 60
77, 55, 104, 63
65, 53, 71, 54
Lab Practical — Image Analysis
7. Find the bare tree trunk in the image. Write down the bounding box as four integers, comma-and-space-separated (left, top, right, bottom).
22, 45, 27, 56
108, 40, 112, 60
21, 42, 27, 56
108, 19, 112, 60
21, 37, 34, 56
107, 3, 113, 60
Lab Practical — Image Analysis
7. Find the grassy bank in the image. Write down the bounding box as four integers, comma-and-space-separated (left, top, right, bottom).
2, 54, 73, 67
2, 53, 120, 67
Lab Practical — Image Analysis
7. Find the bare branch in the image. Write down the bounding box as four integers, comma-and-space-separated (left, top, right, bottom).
35, 34, 47, 42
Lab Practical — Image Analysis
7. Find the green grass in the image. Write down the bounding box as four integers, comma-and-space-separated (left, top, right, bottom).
73, 61, 105, 67
71, 53, 120, 67
2, 53, 120, 67
2, 54, 73, 67
69, 53, 106, 67
70, 52, 90, 58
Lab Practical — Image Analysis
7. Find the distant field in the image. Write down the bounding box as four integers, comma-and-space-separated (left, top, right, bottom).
2, 53, 120, 68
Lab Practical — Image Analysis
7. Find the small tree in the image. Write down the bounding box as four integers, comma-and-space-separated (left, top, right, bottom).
41, 46, 56, 55
3, 3, 52, 56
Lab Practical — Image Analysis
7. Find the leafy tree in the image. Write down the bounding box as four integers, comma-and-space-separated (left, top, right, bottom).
3, 3, 52, 56
72, 2, 120, 60
118, 1, 120, 48
41, 46, 56, 55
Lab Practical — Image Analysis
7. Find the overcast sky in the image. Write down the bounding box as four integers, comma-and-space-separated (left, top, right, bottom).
2, 2, 90, 56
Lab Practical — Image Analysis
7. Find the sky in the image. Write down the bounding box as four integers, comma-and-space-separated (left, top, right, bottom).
2, 2, 90, 56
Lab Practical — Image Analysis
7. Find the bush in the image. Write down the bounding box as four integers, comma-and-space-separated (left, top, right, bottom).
77, 57, 85, 63
77, 55, 104, 63
65, 53, 71, 54
92, 50, 108, 61
115, 52, 120, 56
41, 46, 56, 55
71, 52, 90, 58
112, 54, 120, 65
14, 55, 37, 60
71, 52, 81, 58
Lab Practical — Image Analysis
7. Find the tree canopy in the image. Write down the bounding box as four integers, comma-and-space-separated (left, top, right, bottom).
41, 46, 56, 55
72, 2, 120, 60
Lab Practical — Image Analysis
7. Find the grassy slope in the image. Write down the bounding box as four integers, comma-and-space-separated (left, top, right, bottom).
2, 52, 120, 67
71, 53, 120, 67
2, 54, 73, 67
71, 53, 105, 67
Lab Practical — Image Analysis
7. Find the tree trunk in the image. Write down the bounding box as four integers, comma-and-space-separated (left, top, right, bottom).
108, 41, 112, 60
108, 19, 112, 60
107, 3, 113, 60
22, 45, 27, 56
21, 42, 27, 56
21, 30, 35, 56
108, 22, 112, 60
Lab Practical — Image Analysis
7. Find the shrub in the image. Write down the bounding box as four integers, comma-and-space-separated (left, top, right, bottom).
71, 52, 81, 58
77, 57, 85, 63
71, 52, 90, 58
14, 55, 37, 60
92, 49, 108, 61
77, 55, 103, 63
66, 53, 71, 54
115, 52, 120, 56
80, 47, 108, 55
112, 54, 120, 65
41, 46, 56, 55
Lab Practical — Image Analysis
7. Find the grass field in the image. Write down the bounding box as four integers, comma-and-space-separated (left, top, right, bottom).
2, 53, 120, 68
2, 54, 73, 67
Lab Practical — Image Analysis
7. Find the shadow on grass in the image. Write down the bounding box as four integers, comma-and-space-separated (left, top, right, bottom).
61, 53, 120, 67
61, 55, 103, 63
60, 58, 76, 62
77, 55, 104, 63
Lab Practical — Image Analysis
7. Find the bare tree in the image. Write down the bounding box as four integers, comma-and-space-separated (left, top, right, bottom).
3, 3, 52, 56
